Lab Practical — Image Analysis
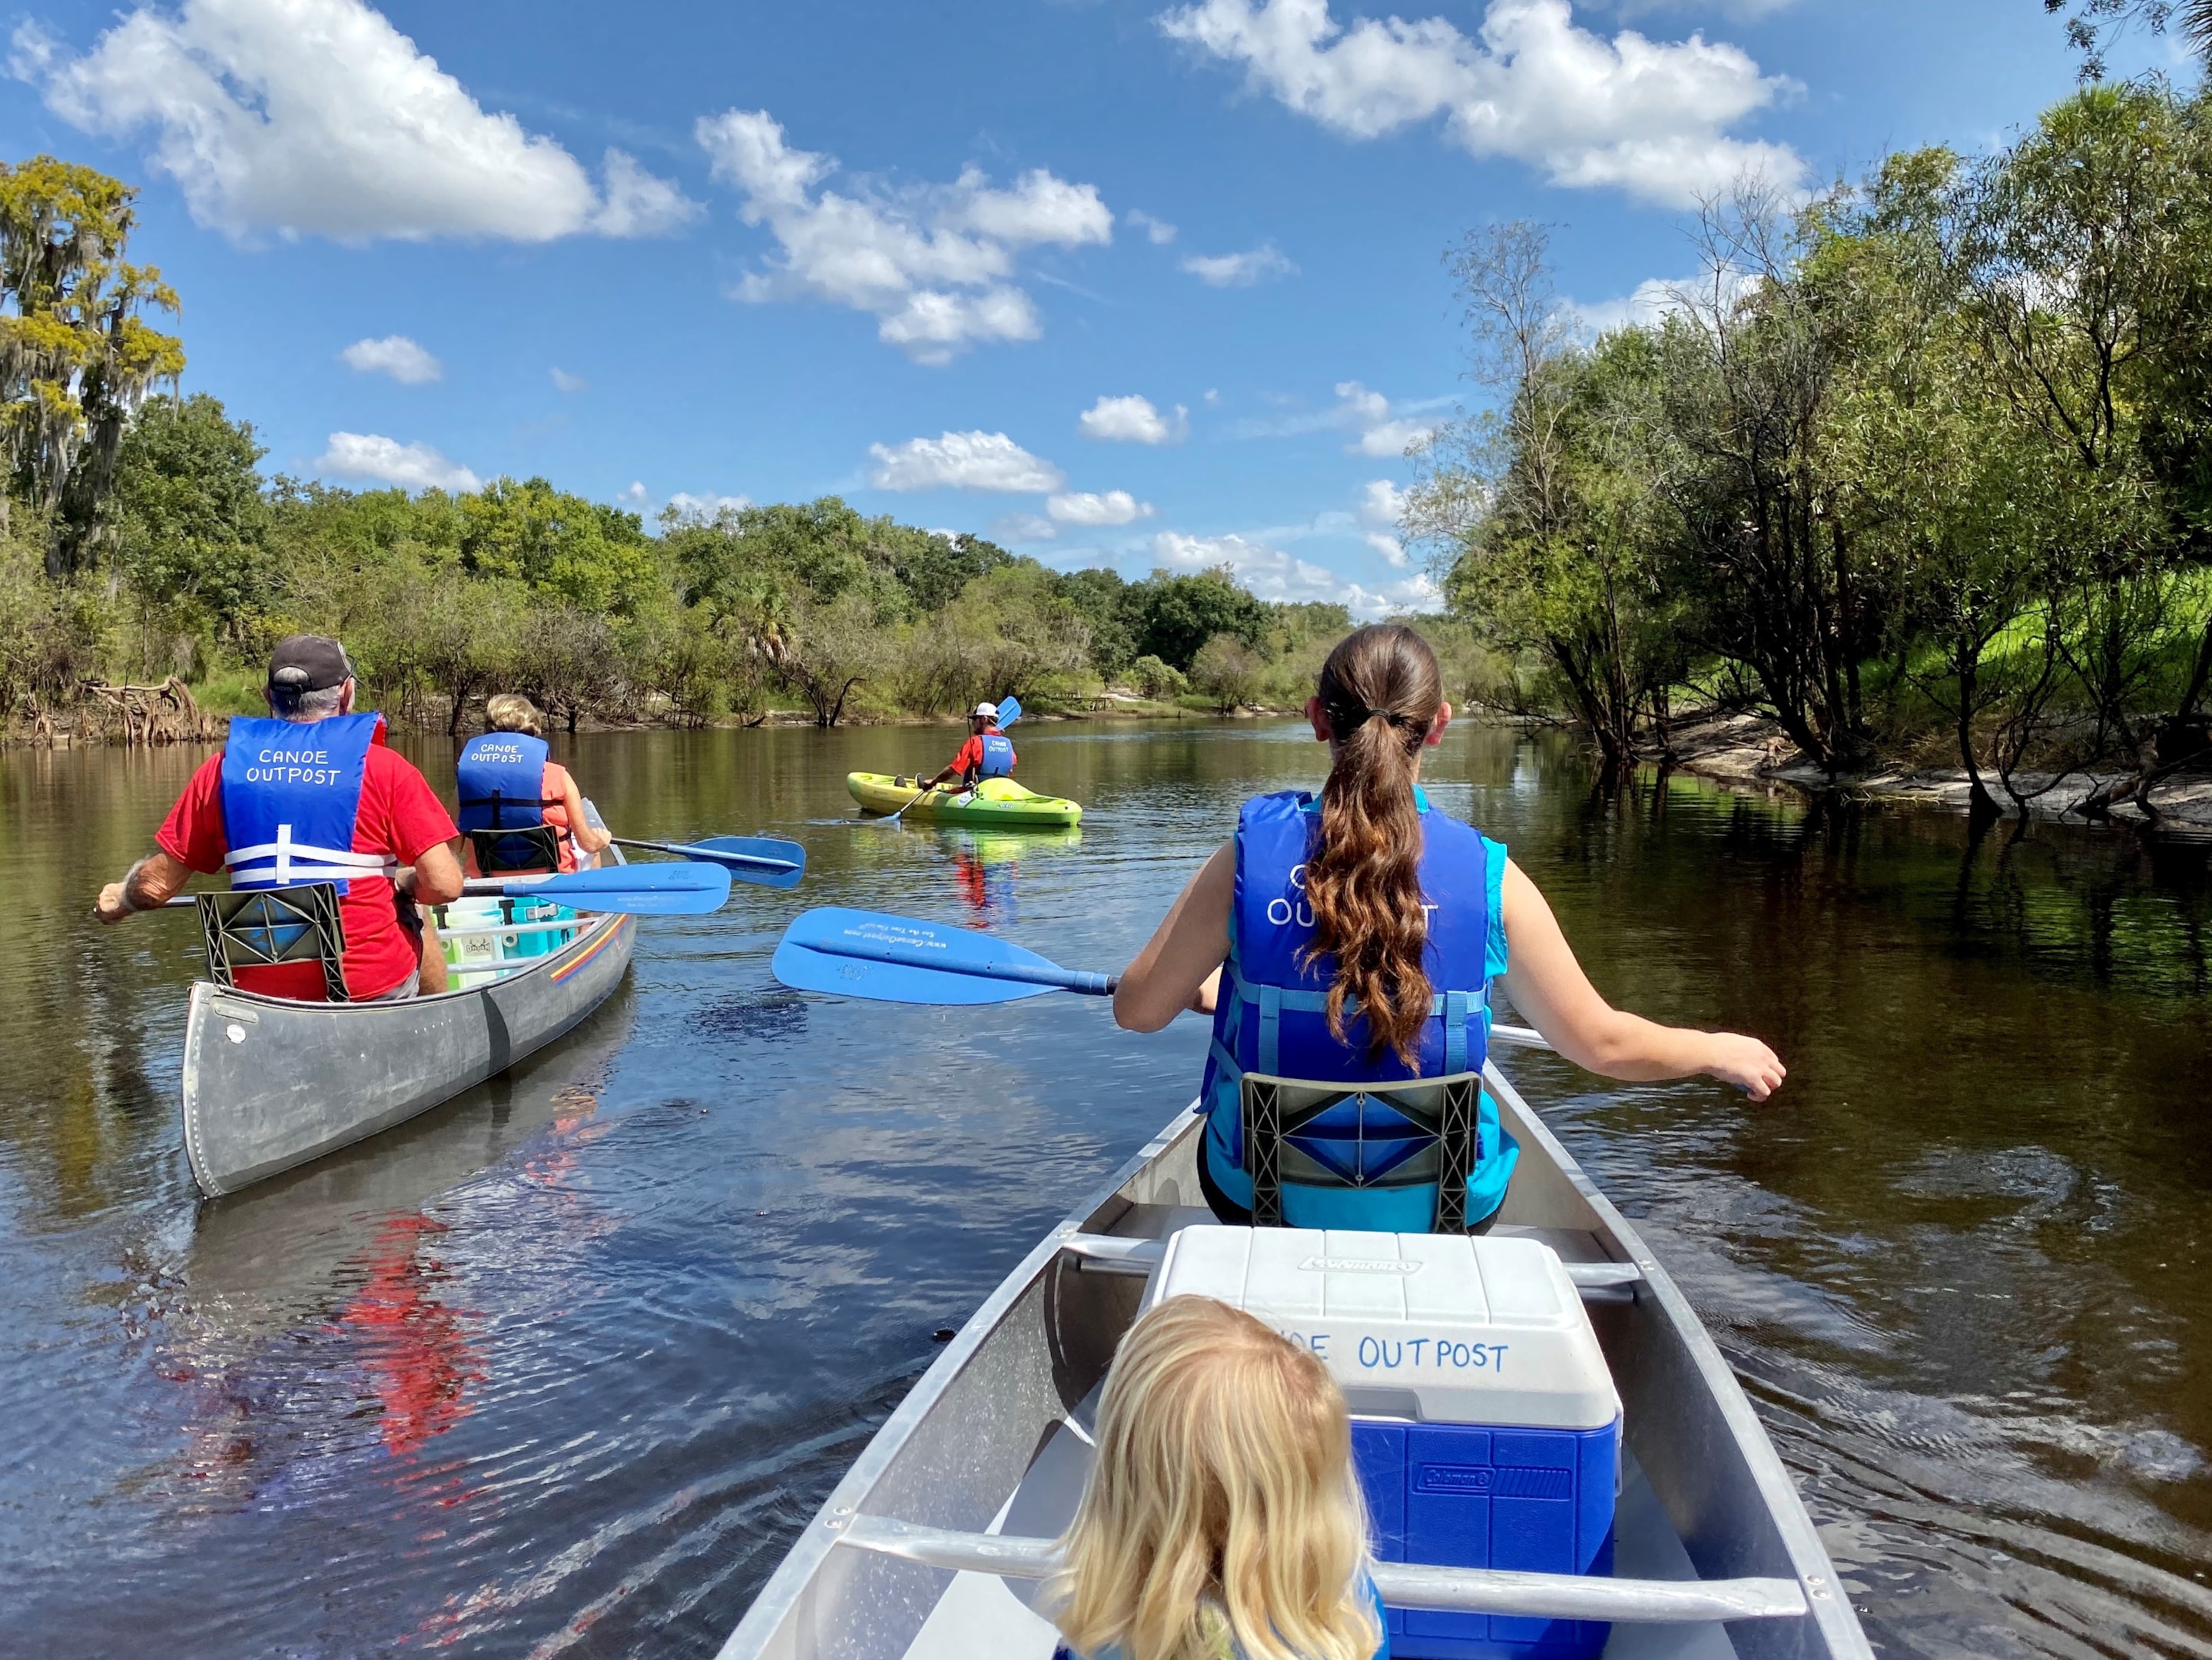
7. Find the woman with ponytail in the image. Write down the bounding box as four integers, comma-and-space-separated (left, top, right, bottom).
1116, 623, 1784, 1230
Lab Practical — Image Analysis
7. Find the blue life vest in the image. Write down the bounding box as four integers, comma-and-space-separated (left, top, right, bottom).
1199, 789, 1517, 1230
218, 713, 390, 891
456, 732, 555, 831
977, 732, 1015, 779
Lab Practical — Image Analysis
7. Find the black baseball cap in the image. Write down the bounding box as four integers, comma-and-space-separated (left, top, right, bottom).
266, 634, 353, 696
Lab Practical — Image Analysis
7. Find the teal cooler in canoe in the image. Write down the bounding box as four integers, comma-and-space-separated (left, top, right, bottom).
502, 898, 575, 958
1146, 1228, 1622, 1660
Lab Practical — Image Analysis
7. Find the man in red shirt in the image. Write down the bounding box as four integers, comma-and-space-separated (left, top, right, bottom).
95, 636, 466, 1001
920, 701, 1017, 792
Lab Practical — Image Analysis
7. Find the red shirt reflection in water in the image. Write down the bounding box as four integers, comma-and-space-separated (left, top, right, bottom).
339, 1214, 486, 1457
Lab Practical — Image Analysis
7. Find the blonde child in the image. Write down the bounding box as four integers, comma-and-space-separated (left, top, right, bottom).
1047, 1296, 1388, 1660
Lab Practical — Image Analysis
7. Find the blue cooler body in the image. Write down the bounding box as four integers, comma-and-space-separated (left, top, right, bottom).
1147, 1227, 1622, 1660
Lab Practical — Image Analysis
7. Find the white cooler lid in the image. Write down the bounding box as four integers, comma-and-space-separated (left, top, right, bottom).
1145, 1227, 1619, 1430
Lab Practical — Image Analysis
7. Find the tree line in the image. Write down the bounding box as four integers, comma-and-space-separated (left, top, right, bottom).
0, 155, 1475, 739
1414, 78, 2212, 825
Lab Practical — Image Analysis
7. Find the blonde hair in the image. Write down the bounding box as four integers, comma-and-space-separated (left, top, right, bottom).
1049, 1296, 1378, 1660
485, 693, 545, 737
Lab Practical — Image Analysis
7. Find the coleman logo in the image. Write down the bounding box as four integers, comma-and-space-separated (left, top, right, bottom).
1298, 1256, 1420, 1275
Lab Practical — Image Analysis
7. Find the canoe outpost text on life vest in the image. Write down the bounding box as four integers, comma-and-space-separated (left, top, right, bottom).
238, 745, 351, 786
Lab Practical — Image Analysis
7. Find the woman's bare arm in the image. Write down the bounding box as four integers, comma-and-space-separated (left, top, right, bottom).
1113, 844, 1234, 1032
1500, 859, 1786, 1100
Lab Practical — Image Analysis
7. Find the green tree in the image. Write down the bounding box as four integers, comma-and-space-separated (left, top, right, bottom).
0, 157, 186, 576
1959, 84, 2211, 815
1190, 632, 1265, 710
1414, 223, 1683, 769
459, 476, 657, 614
111, 393, 271, 642
1123, 568, 1269, 671
1128, 654, 1187, 699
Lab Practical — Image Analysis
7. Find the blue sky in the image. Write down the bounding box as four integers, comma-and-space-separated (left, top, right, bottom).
0, 0, 2182, 616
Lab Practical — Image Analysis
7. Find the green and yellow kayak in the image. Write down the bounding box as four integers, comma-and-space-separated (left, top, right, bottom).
846, 772, 1083, 827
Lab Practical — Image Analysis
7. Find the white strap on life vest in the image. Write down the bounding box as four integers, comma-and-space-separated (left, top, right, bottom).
224, 822, 396, 889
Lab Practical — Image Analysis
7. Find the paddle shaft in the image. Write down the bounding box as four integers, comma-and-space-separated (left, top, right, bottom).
610, 835, 798, 872
798, 929, 1116, 995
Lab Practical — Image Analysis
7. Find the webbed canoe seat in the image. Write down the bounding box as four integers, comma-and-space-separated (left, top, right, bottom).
467, 824, 564, 875
196, 883, 349, 1003
1240, 1069, 1485, 1232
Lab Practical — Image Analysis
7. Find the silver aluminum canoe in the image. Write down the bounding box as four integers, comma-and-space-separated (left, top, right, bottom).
179, 834, 636, 1198
716, 1054, 1872, 1660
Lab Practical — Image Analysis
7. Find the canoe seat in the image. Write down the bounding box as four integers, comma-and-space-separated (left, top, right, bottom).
468, 825, 564, 875
196, 883, 349, 1002
1241, 1071, 1485, 1232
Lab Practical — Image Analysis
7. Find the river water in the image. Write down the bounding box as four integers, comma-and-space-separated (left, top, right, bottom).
1, 719, 2207, 1658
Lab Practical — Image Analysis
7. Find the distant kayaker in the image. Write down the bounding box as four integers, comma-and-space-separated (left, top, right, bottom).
1113, 622, 1786, 1230
916, 701, 1016, 793
93, 635, 465, 1001
456, 695, 611, 875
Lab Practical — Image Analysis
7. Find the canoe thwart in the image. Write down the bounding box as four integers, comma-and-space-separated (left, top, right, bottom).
1055, 1230, 1641, 1292
832, 1516, 1809, 1624
1058, 1233, 1166, 1275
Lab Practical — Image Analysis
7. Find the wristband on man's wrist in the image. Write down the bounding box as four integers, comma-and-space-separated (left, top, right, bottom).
119, 858, 152, 913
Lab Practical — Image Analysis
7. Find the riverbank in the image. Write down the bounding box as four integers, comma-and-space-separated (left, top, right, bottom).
1666, 708, 2212, 832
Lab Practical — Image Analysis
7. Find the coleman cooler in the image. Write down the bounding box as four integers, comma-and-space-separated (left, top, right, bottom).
1145, 1225, 1622, 1660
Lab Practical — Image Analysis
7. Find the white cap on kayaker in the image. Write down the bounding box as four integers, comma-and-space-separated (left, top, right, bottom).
973, 702, 997, 718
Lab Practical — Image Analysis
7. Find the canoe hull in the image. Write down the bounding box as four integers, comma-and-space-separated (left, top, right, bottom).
847, 772, 1081, 827
716, 1065, 1870, 1660
180, 908, 635, 1197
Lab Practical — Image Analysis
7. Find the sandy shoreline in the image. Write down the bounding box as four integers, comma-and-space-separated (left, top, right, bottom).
1663, 709, 2212, 833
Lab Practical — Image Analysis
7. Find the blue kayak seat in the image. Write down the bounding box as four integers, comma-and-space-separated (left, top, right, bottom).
1240, 1070, 1485, 1233
196, 884, 350, 1003
467, 824, 563, 875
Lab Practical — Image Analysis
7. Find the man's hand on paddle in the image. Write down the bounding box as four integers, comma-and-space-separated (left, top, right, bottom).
95, 851, 191, 924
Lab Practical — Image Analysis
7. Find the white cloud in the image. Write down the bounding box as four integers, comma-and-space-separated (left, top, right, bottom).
315, 432, 480, 493
339, 334, 439, 384
592, 147, 703, 237
867, 430, 1065, 493
14, 1, 696, 243
1152, 529, 1438, 619
618, 481, 648, 508
1359, 477, 1408, 526
1567, 264, 1756, 334
992, 512, 1060, 543
1047, 490, 1153, 526
696, 108, 1110, 363
550, 366, 587, 393
666, 490, 751, 518
1335, 381, 1439, 456
1365, 530, 1409, 567
1158, 0, 1805, 208
1180, 241, 1296, 287
1127, 208, 1178, 244
1079, 393, 1188, 445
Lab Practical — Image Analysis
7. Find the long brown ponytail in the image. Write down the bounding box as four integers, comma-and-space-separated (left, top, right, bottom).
1301, 624, 1444, 1067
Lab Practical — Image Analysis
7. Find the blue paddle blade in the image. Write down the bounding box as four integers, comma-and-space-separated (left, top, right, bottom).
773, 906, 1097, 1004
997, 696, 1022, 729
686, 835, 806, 888
478, 862, 733, 915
